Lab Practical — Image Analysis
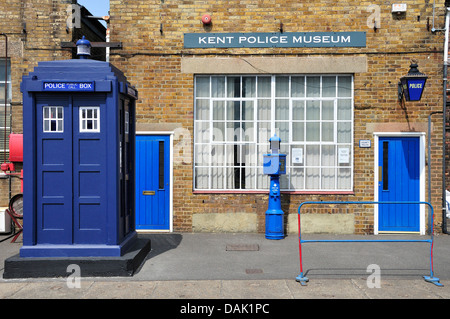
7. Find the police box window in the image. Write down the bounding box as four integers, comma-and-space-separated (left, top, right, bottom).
43, 106, 64, 133
194, 75, 354, 192
80, 107, 100, 132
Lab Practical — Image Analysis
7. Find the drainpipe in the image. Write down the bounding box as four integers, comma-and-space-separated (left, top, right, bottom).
429, 111, 443, 234
442, 9, 450, 234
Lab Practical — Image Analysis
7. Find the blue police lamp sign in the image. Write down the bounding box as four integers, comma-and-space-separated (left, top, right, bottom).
43, 81, 95, 92
399, 63, 428, 102
402, 79, 427, 101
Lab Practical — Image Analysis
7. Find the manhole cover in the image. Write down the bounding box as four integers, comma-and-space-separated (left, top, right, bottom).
245, 268, 263, 274
225, 244, 259, 251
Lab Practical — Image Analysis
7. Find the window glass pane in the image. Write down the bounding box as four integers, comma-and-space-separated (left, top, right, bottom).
211, 145, 224, 166
275, 76, 289, 97
322, 122, 334, 142
257, 99, 271, 120
322, 100, 334, 120
227, 77, 240, 97
337, 122, 351, 143
306, 76, 320, 97
195, 122, 210, 143
275, 99, 289, 120
322, 76, 336, 97
321, 145, 335, 166
196, 77, 210, 97
0, 59, 11, 82
292, 100, 304, 120
337, 168, 351, 189
305, 145, 319, 166
337, 99, 351, 120
212, 122, 225, 141
257, 122, 271, 143
338, 76, 352, 97
322, 168, 335, 189
195, 144, 210, 166
226, 122, 240, 141
195, 168, 209, 189
227, 101, 240, 121
291, 76, 305, 97
211, 76, 225, 97
211, 167, 225, 189
213, 101, 225, 120
242, 77, 256, 97
257, 77, 271, 98
242, 101, 254, 120
291, 168, 304, 188
292, 122, 304, 141
306, 122, 320, 141
242, 122, 254, 142
196, 99, 209, 120
306, 168, 320, 189
275, 121, 288, 142
306, 100, 320, 120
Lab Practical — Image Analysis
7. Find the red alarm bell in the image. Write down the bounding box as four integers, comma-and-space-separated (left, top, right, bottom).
202, 14, 211, 25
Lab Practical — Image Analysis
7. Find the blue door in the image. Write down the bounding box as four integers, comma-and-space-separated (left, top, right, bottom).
136, 135, 170, 230
378, 136, 420, 232
36, 94, 73, 244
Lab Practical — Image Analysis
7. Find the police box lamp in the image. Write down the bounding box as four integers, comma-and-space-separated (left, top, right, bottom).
398, 62, 428, 101
76, 36, 91, 59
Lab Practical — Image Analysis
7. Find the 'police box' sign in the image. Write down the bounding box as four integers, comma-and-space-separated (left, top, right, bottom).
184, 32, 366, 49
43, 81, 95, 92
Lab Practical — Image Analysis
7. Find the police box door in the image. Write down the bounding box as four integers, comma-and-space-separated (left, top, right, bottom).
135, 135, 171, 231
376, 135, 423, 233
36, 93, 107, 244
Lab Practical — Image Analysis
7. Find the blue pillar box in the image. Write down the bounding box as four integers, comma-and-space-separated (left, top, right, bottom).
19, 58, 139, 258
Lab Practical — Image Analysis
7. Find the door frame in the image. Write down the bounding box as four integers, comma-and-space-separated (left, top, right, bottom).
135, 131, 174, 232
373, 132, 426, 235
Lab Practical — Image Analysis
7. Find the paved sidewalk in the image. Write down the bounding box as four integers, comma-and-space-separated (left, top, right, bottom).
0, 232, 449, 299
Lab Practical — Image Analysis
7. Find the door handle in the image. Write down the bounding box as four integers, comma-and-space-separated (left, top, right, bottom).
143, 191, 156, 195
378, 166, 382, 183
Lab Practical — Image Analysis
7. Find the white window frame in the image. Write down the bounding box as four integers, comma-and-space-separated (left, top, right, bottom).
79, 106, 100, 133
193, 75, 354, 192
43, 106, 64, 133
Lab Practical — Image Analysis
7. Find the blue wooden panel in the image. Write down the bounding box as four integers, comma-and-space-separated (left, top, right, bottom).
136, 135, 170, 230
72, 94, 108, 244
36, 94, 73, 244
378, 137, 420, 232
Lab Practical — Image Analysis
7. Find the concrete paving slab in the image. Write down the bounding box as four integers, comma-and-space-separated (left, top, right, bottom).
221, 280, 293, 299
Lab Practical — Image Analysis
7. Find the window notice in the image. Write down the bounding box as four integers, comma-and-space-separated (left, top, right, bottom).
292, 148, 303, 164
338, 148, 350, 164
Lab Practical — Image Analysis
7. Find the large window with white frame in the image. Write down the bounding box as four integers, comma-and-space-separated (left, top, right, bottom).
194, 75, 353, 191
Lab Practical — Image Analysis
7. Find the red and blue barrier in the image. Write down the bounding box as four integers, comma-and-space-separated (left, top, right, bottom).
296, 201, 442, 287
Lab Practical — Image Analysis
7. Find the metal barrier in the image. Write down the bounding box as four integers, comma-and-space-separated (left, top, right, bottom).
296, 201, 443, 287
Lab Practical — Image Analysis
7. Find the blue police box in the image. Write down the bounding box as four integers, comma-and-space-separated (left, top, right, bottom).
19, 48, 139, 258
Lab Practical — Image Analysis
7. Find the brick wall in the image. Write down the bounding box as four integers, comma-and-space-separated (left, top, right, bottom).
109, 0, 447, 234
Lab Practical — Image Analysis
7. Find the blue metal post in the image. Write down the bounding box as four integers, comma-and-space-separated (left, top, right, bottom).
265, 174, 284, 240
